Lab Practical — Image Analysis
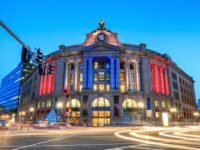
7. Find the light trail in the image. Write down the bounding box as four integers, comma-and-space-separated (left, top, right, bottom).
114, 126, 200, 150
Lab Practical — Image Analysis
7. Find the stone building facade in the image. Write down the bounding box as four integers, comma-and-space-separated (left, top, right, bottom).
18, 21, 196, 126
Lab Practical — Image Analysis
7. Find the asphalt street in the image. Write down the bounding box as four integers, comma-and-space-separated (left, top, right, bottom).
0, 126, 200, 150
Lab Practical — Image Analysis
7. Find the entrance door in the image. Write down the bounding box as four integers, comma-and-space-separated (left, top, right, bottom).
91, 97, 110, 126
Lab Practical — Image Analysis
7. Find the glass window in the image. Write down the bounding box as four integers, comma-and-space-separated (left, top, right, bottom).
66, 99, 80, 108
80, 73, 83, 82
94, 73, 98, 81
167, 102, 171, 108
162, 101, 165, 108
93, 84, 97, 91
120, 62, 125, 69
37, 102, 40, 108
130, 73, 134, 81
94, 62, 98, 69
42, 101, 45, 108
70, 64, 74, 70
99, 84, 104, 91
106, 84, 110, 91
106, 73, 110, 80
105, 63, 110, 69
99, 62, 104, 69
70, 74, 74, 82
120, 73, 125, 81
79, 84, 83, 91
122, 99, 137, 108
155, 100, 159, 107
99, 72, 104, 81
130, 84, 135, 91
47, 100, 51, 107
79, 63, 84, 70
120, 84, 126, 93
130, 63, 134, 70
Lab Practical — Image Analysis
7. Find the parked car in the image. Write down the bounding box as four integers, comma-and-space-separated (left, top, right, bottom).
0, 120, 9, 128
33, 121, 48, 129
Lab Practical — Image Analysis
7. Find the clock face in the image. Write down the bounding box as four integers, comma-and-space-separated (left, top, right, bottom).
97, 33, 106, 41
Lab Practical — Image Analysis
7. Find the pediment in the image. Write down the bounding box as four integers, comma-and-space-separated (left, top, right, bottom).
83, 42, 121, 51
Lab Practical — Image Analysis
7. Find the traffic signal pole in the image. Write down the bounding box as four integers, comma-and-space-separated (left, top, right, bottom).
0, 20, 30, 51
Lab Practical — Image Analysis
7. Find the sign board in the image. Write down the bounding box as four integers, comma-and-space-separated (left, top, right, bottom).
146, 97, 151, 110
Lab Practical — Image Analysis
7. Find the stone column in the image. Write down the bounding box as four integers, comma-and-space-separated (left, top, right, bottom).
116, 58, 120, 89
160, 67, 164, 94
83, 58, 88, 89
154, 64, 160, 93
125, 60, 130, 91
74, 61, 79, 91
88, 58, 93, 89
136, 61, 141, 91
64, 62, 68, 90
110, 58, 115, 89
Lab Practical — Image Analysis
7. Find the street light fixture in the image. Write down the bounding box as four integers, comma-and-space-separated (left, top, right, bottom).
29, 107, 34, 112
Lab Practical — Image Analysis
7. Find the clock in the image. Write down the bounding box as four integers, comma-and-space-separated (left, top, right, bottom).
97, 33, 106, 41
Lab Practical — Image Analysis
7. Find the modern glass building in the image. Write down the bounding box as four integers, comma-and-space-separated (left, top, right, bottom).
0, 63, 23, 113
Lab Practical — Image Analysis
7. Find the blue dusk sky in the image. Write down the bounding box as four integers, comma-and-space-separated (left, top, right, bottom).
0, 0, 200, 99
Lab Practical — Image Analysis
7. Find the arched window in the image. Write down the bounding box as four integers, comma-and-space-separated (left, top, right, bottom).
66, 99, 80, 108
122, 98, 137, 109
92, 97, 110, 107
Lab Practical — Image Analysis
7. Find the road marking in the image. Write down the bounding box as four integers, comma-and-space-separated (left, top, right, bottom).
12, 134, 76, 150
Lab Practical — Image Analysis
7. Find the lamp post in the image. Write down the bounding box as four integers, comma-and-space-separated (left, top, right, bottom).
138, 101, 144, 124
56, 102, 63, 121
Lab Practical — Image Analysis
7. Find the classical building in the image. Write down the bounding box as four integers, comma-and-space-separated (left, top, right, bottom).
18, 21, 196, 126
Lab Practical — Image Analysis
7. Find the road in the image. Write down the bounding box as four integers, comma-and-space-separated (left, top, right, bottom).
0, 125, 200, 150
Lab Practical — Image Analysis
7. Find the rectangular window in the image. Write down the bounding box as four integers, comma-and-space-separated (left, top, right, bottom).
37, 102, 40, 108
80, 73, 83, 81
106, 73, 110, 80
99, 84, 104, 91
162, 101, 165, 108
70, 63, 74, 70
99, 62, 104, 69
120, 73, 125, 81
106, 84, 110, 91
94, 62, 98, 69
93, 84, 97, 91
155, 100, 159, 107
47, 100, 51, 108
99, 72, 104, 81
42, 102, 45, 108
79, 84, 83, 91
130, 73, 134, 81
79, 63, 84, 70
105, 63, 110, 69
130, 63, 134, 70
94, 73, 98, 81
70, 74, 74, 82
130, 84, 135, 91
120, 84, 126, 93
120, 62, 125, 69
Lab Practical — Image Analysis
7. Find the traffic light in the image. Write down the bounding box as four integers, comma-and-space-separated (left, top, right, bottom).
38, 63, 45, 75
36, 49, 43, 64
21, 46, 31, 63
48, 64, 54, 74
64, 89, 70, 98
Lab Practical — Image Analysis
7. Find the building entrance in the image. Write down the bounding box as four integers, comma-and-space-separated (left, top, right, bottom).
91, 97, 110, 126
